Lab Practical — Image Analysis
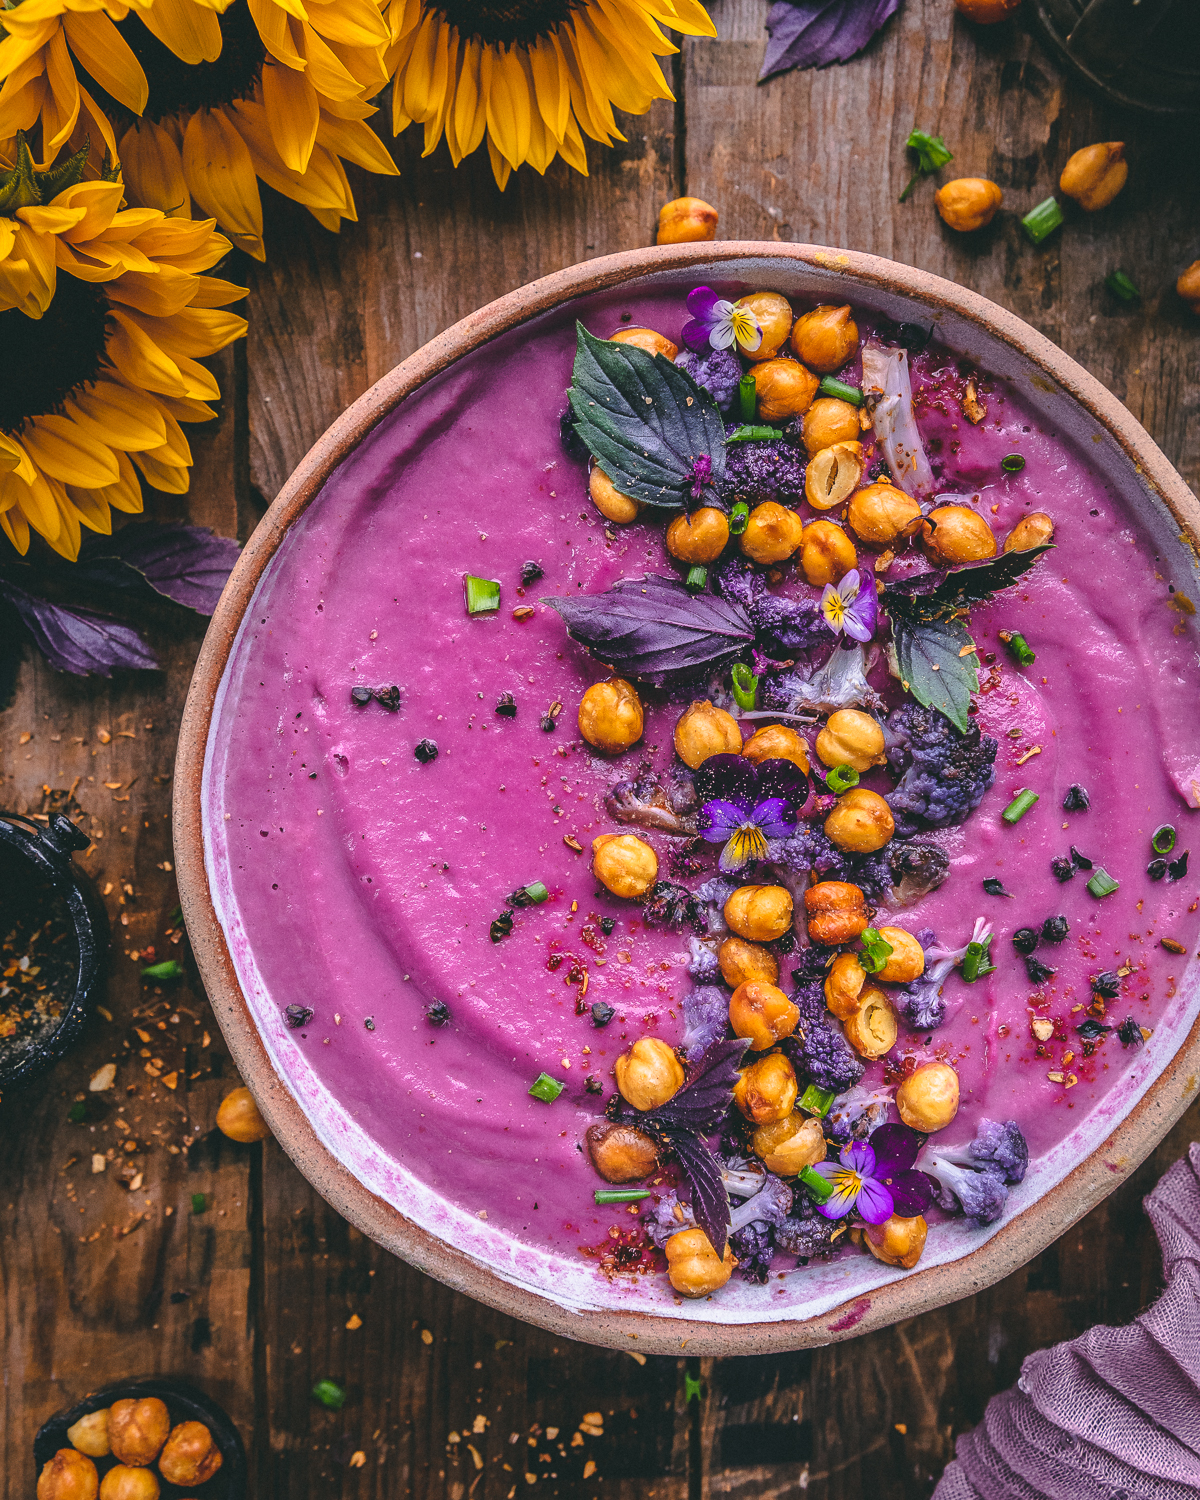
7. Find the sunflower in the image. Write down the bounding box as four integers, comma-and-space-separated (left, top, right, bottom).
0, 0, 398, 260
384, 0, 716, 189
0, 136, 247, 561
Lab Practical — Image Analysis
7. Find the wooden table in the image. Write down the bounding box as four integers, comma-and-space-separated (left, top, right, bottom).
3, 1, 1199, 1492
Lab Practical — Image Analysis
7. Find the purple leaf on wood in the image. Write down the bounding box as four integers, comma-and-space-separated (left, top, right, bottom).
0, 579, 158, 676
669, 1129, 731, 1256
760, 0, 901, 82
79, 523, 239, 615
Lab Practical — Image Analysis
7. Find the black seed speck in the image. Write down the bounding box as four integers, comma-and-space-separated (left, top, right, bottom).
584, 1075, 604, 1095
1091, 970, 1121, 998
1024, 954, 1056, 984
1051, 856, 1075, 882
350, 686, 372, 705
490, 911, 515, 943
495, 693, 517, 718
426, 1001, 451, 1027
983, 878, 1014, 898
1041, 915, 1069, 944
1062, 784, 1090, 811
1147, 858, 1168, 881
1168, 850, 1189, 881
285, 1003, 314, 1028
1069, 845, 1093, 870
1117, 1017, 1145, 1048
1076, 1018, 1111, 1039
1012, 927, 1040, 954
591, 1001, 615, 1028
521, 559, 546, 585
414, 738, 439, 763
600, 917, 616, 935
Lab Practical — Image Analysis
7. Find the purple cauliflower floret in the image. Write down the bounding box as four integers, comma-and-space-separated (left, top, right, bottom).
722, 433, 808, 507
714, 559, 828, 651
783, 972, 865, 1093
921, 1157, 1009, 1225
721, 1154, 769, 1200
680, 983, 729, 1058
674, 347, 744, 412
774, 1192, 838, 1261
695, 876, 737, 936
686, 936, 721, 984
941, 1119, 1029, 1184
894, 920, 991, 1032
884, 703, 998, 834
769, 824, 843, 879
729, 1172, 792, 1233
643, 1191, 687, 1248
730, 1221, 774, 1283
825, 1086, 894, 1143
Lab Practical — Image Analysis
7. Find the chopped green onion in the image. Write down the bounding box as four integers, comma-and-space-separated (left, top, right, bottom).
685, 1373, 703, 1403
798, 1084, 836, 1118
67, 1102, 86, 1123
738, 373, 757, 422
1001, 454, 1026, 474
798, 1165, 835, 1203
311, 1379, 346, 1411
509, 881, 549, 907
1152, 825, 1177, 855
142, 959, 182, 980
191, 1192, 207, 1214
685, 565, 708, 592
1002, 789, 1039, 824
1087, 868, 1120, 899
1004, 632, 1035, 666
728, 501, 749, 536
899, 128, 953, 201
817, 376, 864, 406
594, 1189, 651, 1204
1022, 197, 1064, 245
1105, 270, 1140, 303
731, 663, 758, 711
825, 763, 859, 795
859, 927, 894, 974
962, 933, 994, 983
725, 424, 780, 444
529, 1072, 564, 1102
464, 574, 501, 614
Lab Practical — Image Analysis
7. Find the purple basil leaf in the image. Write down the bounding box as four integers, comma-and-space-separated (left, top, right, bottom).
760, 0, 900, 81
0, 579, 158, 676
545, 575, 755, 686
669, 1129, 731, 1256
79, 523, 239, 615
651, 1037, 751, 1134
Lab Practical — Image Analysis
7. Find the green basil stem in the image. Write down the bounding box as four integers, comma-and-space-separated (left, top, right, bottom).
731, 663, 758, 711
1002, 789, 1039, 824
1004, 632, 1035, 667
817, 376, 864, 406
858, 927, 894, 974
685, 565, 708, 592
528, 1072, 564, 1102
1087, 868, 1120, 899
825, 763, 859, 795
728, 502, 749, 536
798, 1165, 834, 1203
464, 574, 501, 614
962, 933, 994, 983
899, 129, 953, 201
726, 425, 780, 444
312, 1380, 347, 1411
738, 373, 757, 423
1152, 825, 1177, 855
142, 959, 182, 980
798, 1084, 836, 1118
1022, 197, 1064, 245
191, 1192, 207, 1214
594, 1189, 651, 1205
1106, 270, 1140, 303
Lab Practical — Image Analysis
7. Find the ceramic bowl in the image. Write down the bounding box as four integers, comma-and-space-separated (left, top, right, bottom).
175, 245, 1200, 1354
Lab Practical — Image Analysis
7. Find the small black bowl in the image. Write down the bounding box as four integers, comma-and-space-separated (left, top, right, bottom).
33, 1377, 247, 1498
0, 811, 107, 1091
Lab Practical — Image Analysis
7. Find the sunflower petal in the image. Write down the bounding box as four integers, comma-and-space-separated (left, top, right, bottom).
305, 0, 387, 49
22, 413, 120, 488
182, 106, 265, 255
6, 464, 61, 543
315, 108, 396, 174
124, 303, 247, 358
132, 449, 190, 494
64, 482, 112, 534
100, 448, 146, 513
64, 379, 168, 451
104, 265, 199, 317
41, 24, 80, 158
106, 307, 193, 397
188, 274, 249, 308
139, 0, 223, 64
263, 59, 320, 171
248, 0, 306, 67
61, 9, 148, 115
0, 494, 30, 553
0, 431, 34, 483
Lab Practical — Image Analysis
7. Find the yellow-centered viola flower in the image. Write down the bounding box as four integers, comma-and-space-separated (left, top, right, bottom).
0, 136, 247, 561
0, 0, 398, 260
384, 0, 716, 190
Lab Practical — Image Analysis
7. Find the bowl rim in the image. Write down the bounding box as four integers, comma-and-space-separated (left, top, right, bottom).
175, 242, 1200, 1355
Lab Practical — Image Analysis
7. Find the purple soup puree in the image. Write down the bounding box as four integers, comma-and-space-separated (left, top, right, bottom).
208, 288, 1199, 1266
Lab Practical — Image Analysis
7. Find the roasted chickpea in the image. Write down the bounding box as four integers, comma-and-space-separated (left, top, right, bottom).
824, 951, 866, 1020
740, 723, 809, 773
217, 1085, 270, 1143
108, 1398, 170, 1468
158, 1422, 223, 1488
750, 358, 818, 421
733, 1051, 798, 1124
736, 292, 794, 362
847, 482, 923, 547
935, 178, 1002, 232
954, 0, 1020, 19
864, 1214, 928, 1269
896, 1062, 960, 1132
1060, 142, 1127, 212
922, 505, 997, 564
740, 501, 804, 564
592, 833, 658, 899
804, 881, 867, 945
666, 507, 729, 564
67, 1410, 110, 1459
798, 519, 857, 587
585, 1121, 659, 1182
874, 926, 925, 984
610, 326, 678, 360
588, 466, 639, 524
673, 699, 742, 769
802, 397, 861, 454
729, 980, 801, 1051
665, 1226, 735, 1296
825, 787, 895, 853
579, 677, 644, 752
751, 1112, 826, 1175
843, 983, 898, 1059
1177, 260, 1200, 315
816, 709, 886, 773
1003, 511, 1055, 553
718, 935, 779, 988
614, 1036, 685, 1111
724, 884, 793, 943
656, 196, 718, 244
99, 1469, 159, 1500
790, 304, 858, 373
805, 440, 866, 511
38, 1450, 98, 1500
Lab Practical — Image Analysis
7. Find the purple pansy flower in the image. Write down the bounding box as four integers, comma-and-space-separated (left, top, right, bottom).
810, 1122, 932, 1223
695, 754, 809, 874
820, 568, 878, 643
682, 286, 763, 355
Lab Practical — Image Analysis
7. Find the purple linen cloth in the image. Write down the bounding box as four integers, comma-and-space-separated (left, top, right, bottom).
935, 1142, 1200, 1500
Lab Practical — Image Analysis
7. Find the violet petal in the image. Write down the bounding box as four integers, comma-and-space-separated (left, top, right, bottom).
698, 798, 751, 841
869, 1121, 921, 1174
855, 1176, 896, 1226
